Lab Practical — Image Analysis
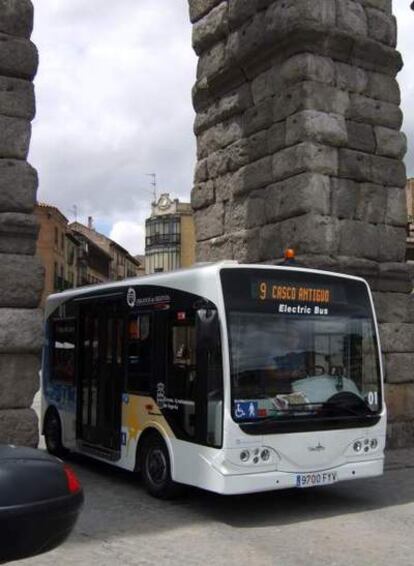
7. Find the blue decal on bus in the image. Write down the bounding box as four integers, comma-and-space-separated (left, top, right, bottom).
234, 401, 259, 420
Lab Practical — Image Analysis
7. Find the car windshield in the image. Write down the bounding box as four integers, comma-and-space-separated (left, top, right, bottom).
220, 268, 382, 424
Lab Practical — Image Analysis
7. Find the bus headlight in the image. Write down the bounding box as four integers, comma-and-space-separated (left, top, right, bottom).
240, 450, 250, 462
370, 438, 378, 450
261, 449, 270, 462
353, 441, 362, 452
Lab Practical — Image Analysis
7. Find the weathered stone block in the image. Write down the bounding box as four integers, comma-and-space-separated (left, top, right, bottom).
367, 71, 400, 105
0, 0, 33, 39
0, 353, 39, 409
215, 172, 234, 202
338, 220, 379, 259
194, 83, 252, 135
385, 354, 414, 384
189, 0, 223, 23
385, 384, 414, 421
0, 159, 37, 212
375, 127, 407, 159
0, 254, 43, 307
337, 0, 368, 36
277, 54, 335, 87
0, 115, 31, 159
358, 0, 391, 13
267, 122, 286, 154
228, 0, 259, 28
286, 110, 347, 147
226, 11, 266, 64
351, 35, 402, 76
377, 263, 413, 294
272, 142, 338, 182
194, 158, 208, 183
0, 33, 38, 80
243, 99, 272, 136
347, 94, 402, 129
346, 121, 375, 153
260, 214, 337, 260
387, 420, 414, 449
194, 202, 224, 240
192, 2, 228, 55
196, 39, 226, 80
274, 81, 350, 123
339, 149, 406, 187
266, 0, 336, 33
0, 212, 38, 254
266, 173, 330, 223
0, 408, 38, 446
191, 180, 215, 210
225, 196, 265, 231
197, 116, 243, 158
251, 68, 274, 105
355, 183, 386, 224
233, 155, 273, 196
0, 76, 35, 120
385, 187, 408, 227
331, 178, 358, 219
366, 8, 396, 47
246, 129, 269, 162
206, 148, 230, 178
335, 62, 368, 94
231, 228, 261, 262
0, 308, 43, 354
376, 225, 407, 263
372, 292, 411, 323
196, 234, 232, 261
380, 323, 414, 353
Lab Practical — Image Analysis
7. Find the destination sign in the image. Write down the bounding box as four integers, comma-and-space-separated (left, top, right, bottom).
253, 281, 331, 304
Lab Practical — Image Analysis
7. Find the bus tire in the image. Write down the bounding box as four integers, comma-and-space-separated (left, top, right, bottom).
44, 409, 67, 457
140, 432, 183, 499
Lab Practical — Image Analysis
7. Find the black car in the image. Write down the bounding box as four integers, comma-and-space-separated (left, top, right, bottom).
0, 444, 84, 564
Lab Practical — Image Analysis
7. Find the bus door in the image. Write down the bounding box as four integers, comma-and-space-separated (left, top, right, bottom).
78, 304, 124, 453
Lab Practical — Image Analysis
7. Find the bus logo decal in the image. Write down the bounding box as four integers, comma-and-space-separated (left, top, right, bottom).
126, 287, 136, 308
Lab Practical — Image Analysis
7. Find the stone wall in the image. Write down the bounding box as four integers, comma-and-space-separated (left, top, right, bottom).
189, 0, 414, 447
0, 0, 42, 446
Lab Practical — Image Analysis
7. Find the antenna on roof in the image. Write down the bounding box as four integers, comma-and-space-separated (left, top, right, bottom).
145, 173, 157, 203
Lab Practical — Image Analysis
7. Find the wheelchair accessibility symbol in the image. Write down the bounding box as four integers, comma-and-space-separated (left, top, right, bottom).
234, 401, 258, 420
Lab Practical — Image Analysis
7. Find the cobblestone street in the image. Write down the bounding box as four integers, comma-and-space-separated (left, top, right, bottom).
14, 437, 414, 566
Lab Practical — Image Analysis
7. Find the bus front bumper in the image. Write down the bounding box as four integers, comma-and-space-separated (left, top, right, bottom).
205, 457, 384, 495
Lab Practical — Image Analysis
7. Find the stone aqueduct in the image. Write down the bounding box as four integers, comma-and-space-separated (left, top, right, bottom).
0, 0, 412, 447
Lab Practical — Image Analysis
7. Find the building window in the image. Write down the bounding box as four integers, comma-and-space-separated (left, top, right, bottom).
54, 227, 58, 246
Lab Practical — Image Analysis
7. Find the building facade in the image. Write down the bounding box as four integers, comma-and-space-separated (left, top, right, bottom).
145, 194, 195, 274
35, 203, 80, 307
406, 178, 414, 264
36, 205, 145, 307
70, 219, 144, 281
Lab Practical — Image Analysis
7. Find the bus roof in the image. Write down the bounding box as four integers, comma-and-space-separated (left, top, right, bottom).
44, 261, 370, 319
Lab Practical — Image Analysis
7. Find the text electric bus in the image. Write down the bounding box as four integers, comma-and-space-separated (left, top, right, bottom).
41, 262, 385, 497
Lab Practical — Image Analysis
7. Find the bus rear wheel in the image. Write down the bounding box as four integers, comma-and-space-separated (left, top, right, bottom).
140, 433, 182, 499
44, 409, 67, 457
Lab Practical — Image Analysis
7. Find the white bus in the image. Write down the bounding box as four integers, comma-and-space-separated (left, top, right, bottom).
41, 261, 385, 498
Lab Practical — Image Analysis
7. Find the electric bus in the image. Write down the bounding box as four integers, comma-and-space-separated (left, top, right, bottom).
41, 261, 385, 498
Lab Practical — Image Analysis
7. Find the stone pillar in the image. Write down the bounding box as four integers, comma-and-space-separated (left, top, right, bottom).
189, 0, 414, 447
0, 0, 43, 446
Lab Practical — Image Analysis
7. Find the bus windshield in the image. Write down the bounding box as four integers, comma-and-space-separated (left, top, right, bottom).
221, 268, 382, 425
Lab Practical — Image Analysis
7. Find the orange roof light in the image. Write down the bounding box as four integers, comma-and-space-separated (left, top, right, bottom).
284, 248, 295, 260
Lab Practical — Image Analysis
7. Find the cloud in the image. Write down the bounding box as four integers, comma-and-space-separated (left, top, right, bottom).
109, 220, 146, 256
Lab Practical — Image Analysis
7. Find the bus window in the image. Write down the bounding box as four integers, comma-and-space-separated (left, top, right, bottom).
167, 313, 197, 439
127, 314, 152, 393
51, 319, 76, 384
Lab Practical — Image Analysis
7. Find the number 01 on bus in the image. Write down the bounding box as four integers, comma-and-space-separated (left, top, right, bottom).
41, 262, 385, 498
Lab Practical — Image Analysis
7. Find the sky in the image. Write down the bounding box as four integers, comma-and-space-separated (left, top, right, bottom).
29, 1, 414, 256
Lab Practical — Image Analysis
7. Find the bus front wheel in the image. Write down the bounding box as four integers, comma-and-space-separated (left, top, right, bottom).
44, 409, 67, 457
140, 433, 182, 499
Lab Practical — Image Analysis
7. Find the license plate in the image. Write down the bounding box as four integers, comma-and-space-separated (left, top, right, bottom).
296, 471, 338, 488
